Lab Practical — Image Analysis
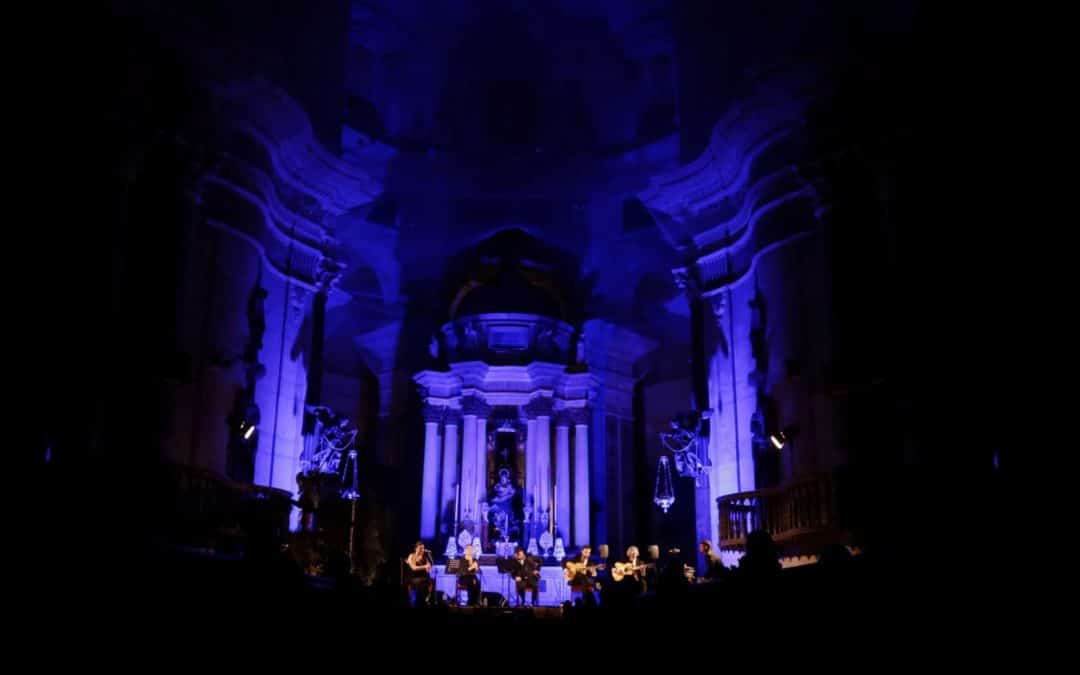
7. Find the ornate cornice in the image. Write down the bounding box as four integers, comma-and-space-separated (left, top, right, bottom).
197, 79, 386, 293
440, 314, 575, 366
639, 74, 812, 233
210, 80, 381, 214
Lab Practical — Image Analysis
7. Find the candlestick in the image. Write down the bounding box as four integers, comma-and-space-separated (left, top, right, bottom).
552, 483, 556, 534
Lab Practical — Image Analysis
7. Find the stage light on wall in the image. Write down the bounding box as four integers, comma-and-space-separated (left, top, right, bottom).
769, 425, 799, 450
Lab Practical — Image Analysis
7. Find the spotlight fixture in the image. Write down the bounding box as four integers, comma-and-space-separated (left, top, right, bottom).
769, 424, 798, 450
240, 420, 256, 440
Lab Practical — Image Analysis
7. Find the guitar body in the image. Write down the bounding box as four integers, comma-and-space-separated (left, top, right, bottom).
563, 561, 604, 582
611, 561, 652, 582
611, 562, 631, 582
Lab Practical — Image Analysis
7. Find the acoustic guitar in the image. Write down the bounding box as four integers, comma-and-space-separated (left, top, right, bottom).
610, 561, 653, 582
563, 560, 605, 582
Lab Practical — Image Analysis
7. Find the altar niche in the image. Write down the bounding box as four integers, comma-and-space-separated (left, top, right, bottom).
480, 426, 524, 553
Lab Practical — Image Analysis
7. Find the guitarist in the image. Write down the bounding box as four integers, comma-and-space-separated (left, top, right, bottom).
613, 545, 648, 594
511, 547, 541, 607
565, 545, 601, 606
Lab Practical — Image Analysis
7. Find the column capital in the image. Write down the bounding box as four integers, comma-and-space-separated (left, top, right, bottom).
461, 395, 491, 418
443, 409, 463, 426
568, 408, 591, 426
421, 403, 445, 424
524, 397, 554, 419
554, 410, 573, 427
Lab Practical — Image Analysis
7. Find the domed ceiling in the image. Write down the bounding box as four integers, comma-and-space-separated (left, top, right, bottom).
345, 0, 676, 158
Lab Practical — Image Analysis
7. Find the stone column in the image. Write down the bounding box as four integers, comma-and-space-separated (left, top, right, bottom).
420, 404, 444, 540
525, 415, 537, 514
530, 398, 554, 526
460, 401, 478, 524
255, 282, 310, 498
472, 401, 491, 526
572, 408, 591, 547
440, 410, 461, 534
555, 411, 572, 540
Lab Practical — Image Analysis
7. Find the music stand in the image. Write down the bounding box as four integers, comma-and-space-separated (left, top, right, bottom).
495, 557, 515, 603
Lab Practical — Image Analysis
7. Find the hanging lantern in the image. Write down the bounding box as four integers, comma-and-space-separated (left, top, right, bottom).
654, 455, 675, 513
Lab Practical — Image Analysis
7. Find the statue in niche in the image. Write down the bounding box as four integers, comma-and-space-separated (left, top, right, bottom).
485, 468, 519, 544
575, 331, 586, 366
491, 468, 516, 506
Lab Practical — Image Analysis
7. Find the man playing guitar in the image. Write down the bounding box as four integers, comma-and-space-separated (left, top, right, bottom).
564, 545, 604, 605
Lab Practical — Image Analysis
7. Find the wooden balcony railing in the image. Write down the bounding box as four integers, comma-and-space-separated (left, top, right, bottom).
717, 473, 846, 553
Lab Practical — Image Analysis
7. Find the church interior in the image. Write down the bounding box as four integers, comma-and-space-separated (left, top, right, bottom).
33, 0, 1023, 639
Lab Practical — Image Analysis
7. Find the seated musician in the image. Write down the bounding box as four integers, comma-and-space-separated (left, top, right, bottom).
511, 546, 541, 607
459, 544, 481, 606
565, 545, 601, 606
614, 545, 648, 594
405, 541, 433, 606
